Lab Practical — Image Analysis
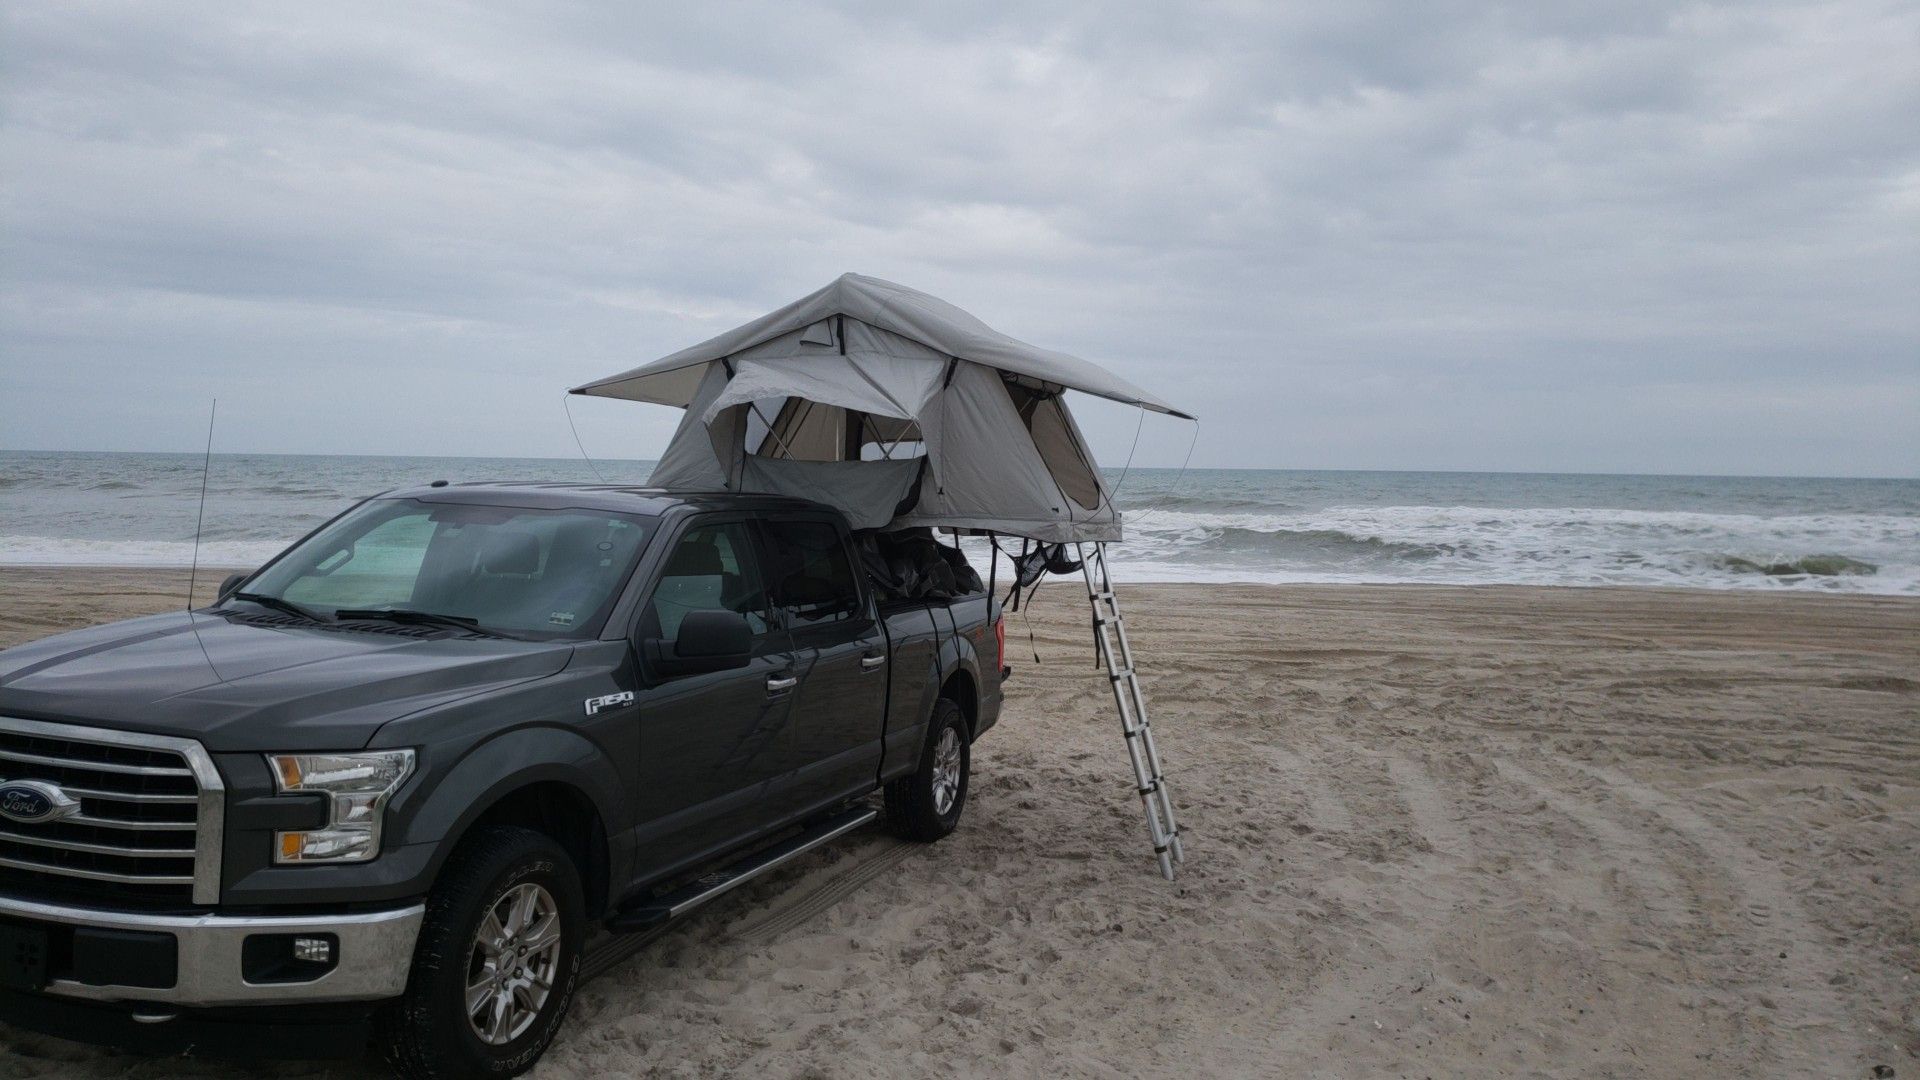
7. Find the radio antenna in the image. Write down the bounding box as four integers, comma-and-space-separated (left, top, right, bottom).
186, 399, 216, 610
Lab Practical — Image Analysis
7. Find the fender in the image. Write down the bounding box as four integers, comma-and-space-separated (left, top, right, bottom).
935, 605, 985, 704
880, 641, 945, 783
393, 724, 635, 902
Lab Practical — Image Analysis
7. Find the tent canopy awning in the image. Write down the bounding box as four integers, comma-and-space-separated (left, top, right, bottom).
570, 272, 1192, 420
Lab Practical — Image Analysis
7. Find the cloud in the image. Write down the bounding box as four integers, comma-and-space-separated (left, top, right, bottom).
2, 0, 1915, 476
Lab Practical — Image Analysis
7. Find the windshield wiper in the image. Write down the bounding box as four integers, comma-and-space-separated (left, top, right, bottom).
332, 608, 518, 639
229, 591, 329, 623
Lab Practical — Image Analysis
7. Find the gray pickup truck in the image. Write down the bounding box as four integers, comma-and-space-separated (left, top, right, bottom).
0, 482, 1003, 1078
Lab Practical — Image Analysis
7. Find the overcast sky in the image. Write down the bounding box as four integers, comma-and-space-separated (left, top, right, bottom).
3, 2, 1916, 476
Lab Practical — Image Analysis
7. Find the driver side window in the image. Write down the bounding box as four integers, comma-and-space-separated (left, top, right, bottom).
642, 523, 772, 648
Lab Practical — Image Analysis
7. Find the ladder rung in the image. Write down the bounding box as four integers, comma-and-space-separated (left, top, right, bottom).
1107, 668, 1135, 681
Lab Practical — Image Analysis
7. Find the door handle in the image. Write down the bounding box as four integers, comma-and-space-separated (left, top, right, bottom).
767, 674, 798, 693
860, 653, 886, 670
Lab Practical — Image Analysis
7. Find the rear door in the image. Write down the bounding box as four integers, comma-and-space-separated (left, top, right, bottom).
629, 516, 801, 877
758, 514, 889, 812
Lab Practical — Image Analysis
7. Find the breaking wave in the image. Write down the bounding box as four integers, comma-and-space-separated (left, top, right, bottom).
1103, 506, 1920, 594
1715, 554, 1878, 578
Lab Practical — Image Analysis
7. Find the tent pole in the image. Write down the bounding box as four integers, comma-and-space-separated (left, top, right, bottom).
934, 357, 959, 496
987, 533, 998, 604
747, 402, 799, 461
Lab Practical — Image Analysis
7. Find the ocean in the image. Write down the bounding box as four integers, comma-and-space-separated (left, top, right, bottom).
1, 450, 1915, 595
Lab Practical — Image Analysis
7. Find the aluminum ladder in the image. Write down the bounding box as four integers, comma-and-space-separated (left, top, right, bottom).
1076, 541, 1184, 880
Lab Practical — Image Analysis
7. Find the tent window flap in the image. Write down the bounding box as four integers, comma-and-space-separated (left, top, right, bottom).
1006, 383, 1102, 511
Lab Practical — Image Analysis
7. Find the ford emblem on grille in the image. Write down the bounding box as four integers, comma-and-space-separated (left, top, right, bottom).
0, 780, 81, 824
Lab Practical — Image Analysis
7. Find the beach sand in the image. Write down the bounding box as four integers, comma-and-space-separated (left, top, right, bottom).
1, 567, 1914, 1078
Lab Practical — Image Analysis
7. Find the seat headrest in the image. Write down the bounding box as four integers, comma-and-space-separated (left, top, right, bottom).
478, 531, 542, 576
664, 543, 724, 577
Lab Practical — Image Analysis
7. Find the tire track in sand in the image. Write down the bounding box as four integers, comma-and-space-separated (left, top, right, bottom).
1264, 744, 1356, 836
1560, 760, 1863, 1070
732, 840, 916, 945
1261, 749, 1479, 1068
1494, 759, 1693, 928
1384, 751, 1473, 860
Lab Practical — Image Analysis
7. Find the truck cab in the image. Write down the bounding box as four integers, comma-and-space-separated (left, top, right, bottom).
0, 482, 1002, 1078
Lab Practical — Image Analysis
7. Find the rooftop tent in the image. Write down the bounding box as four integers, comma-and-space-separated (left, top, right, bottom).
570, 273, 1190, 543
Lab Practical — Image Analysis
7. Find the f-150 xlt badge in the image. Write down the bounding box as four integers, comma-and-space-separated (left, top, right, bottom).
584, 691, 635, 716
0, 780, 81, 825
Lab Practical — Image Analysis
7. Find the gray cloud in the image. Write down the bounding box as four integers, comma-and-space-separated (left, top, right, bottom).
3, 0, 1915, 476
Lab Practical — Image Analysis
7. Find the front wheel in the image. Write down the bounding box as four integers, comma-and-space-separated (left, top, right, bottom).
377, 826, 585, 1080
884, 698, 970, 841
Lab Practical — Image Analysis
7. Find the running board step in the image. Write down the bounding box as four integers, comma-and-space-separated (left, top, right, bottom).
605, 806, 878, 932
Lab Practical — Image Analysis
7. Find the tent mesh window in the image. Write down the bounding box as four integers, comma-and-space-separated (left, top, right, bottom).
746, 397, 843, 461
745, 397, 927, 463
853, 414, 925, 460
1005, 382, 1102, 511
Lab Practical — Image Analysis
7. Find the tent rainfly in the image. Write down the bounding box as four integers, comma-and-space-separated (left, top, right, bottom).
572, 273, 1191, 878
570, 273, 1191, 543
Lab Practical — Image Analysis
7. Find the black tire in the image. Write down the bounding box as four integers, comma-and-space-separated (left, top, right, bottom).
884, 698, 970, 842
377, 826, 585, 1080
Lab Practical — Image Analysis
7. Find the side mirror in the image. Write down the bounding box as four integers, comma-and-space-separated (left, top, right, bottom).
658, 610, 752, 674
217, 573, 249, 600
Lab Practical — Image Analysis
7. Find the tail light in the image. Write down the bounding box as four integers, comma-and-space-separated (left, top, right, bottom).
994, 612, 1006, 675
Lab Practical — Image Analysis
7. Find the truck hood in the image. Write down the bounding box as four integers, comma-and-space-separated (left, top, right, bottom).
0, 611, 575, 751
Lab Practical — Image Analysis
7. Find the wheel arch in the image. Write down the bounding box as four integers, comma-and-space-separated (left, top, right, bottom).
460, 780, 612, 920
396, 727, 629, 918
940, 669, 978, 740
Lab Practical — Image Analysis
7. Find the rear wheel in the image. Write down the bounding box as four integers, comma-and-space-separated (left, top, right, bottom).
378, 826, 584, 1079
885, 698, 970, 841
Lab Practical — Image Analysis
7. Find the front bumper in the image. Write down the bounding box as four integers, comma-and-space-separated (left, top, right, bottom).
0, 893, 423, 1006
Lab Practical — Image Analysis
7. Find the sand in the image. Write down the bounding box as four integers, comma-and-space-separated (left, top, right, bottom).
1, 567, 1915, 1078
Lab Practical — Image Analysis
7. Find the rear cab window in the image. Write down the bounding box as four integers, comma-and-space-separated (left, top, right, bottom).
759, 517, 866, 629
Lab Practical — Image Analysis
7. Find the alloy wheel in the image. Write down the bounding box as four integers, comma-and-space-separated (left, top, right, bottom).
931, 726, 963, 816
464, 882, 563, 1046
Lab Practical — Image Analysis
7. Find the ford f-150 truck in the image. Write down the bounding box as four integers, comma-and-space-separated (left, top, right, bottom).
0, 482, 1003, 1078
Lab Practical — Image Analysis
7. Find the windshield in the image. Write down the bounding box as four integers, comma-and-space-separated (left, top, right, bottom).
236, 498, 655, 640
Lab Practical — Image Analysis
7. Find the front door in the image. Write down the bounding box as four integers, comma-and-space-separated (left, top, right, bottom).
759, 516, 889, 813
630, 518, 798, 878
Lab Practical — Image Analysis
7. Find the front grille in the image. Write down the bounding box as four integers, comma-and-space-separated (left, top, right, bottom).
0, 718, 222, 910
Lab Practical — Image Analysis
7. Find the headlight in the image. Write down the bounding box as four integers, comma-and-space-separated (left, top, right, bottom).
265, 750, 415, 864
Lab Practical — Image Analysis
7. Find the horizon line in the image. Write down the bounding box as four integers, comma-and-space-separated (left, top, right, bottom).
2, 447, 1915, 483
